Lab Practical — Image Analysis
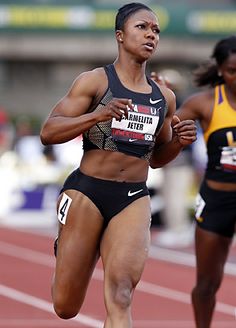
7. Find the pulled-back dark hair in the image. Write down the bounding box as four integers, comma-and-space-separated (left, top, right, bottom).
115, 2, 153, 31
194, 35, 236, 87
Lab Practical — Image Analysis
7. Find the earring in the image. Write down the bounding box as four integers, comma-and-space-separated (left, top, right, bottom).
218, 71, 222, 76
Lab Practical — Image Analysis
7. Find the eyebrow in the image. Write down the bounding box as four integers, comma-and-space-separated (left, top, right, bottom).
136, 20, 160, 31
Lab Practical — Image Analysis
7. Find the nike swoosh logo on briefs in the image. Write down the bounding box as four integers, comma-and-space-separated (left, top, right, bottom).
149, 98, 162, 105
128, 189, 143, 197
128, 138, 137, 142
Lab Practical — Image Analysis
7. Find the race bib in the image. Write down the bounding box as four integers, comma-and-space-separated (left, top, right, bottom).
111, 103, 160, 145
220, 146, 236, 172
195, 193, 206, 220
57, 193, 72, 225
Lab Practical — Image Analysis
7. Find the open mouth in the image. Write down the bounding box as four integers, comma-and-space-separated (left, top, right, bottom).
144, 43, 155, 51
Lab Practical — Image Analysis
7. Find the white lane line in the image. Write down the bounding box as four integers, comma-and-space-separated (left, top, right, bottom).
0, 241, 235, 318
149, 245, 236, 276
1, 240, 235, 277
137, 280, 236, 317
0, 319, 77, 327
0, 284, 103, 328
132, 320, 236, 328
0, 241, 54, 267
0, 319, 235, 328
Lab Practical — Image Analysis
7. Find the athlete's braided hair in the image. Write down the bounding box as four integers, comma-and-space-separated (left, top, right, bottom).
194, 35, 236, 87
115, 2, 153, 31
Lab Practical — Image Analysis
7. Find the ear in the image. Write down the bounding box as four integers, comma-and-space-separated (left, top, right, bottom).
116, 30, 123, 43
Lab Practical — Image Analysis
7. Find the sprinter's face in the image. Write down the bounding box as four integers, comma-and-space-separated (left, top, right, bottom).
117, 9, 160, 61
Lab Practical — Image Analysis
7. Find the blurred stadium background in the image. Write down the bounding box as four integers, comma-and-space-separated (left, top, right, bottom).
0, 0, 236, 234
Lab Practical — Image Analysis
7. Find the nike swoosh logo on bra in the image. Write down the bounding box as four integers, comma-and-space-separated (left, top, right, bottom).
128, 189, 143, 197
149, 98, 162, 105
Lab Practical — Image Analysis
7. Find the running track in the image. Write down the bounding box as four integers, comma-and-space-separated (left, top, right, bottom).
0, 226, 235, 328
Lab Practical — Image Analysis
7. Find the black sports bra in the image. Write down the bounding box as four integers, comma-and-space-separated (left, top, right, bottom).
83, 64, 167, 161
